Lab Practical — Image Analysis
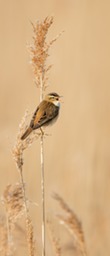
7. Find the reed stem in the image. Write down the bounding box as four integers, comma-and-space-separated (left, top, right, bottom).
40, 73, 46, 256
40, 134, 45, 256
19, 167, 28, 216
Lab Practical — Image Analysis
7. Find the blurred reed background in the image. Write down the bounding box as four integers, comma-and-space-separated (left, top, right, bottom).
0, 1, 110, 255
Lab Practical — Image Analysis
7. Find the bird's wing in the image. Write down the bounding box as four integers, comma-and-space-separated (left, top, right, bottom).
30, 101, 59, 129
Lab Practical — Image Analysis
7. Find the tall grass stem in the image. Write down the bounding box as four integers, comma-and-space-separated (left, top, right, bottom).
40, 73, 45, 256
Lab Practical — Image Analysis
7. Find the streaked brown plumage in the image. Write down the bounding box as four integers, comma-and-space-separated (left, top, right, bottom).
21, 92, 61, 140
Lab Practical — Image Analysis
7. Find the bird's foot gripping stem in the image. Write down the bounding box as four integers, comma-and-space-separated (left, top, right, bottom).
40, 127, 44, 136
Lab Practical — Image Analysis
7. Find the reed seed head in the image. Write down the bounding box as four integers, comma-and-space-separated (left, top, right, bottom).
12, 111, 39, 170
3, 183, 24, 225
53, 193, 87, 256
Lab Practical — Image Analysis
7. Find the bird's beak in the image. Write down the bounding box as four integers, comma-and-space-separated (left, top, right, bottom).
59, 95, 63, 98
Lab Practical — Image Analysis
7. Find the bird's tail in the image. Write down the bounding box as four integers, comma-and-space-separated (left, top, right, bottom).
21, 127, 32, 140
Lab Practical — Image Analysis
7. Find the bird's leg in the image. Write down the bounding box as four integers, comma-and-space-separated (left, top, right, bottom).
40, 127, 44, 136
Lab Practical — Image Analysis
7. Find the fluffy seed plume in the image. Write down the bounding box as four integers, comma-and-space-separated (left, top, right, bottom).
47, 220, 61, 256
53, 193, 87, 256
30, 16, 63, 97
3, 183, 24, 225
12, 111, 39, 170
30, 16, 53, 90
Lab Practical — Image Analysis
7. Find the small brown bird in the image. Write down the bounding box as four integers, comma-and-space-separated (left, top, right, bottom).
21, 92, 61, 140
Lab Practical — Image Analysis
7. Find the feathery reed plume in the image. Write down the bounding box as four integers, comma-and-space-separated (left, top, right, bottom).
30, 16, 53, 101
12, 110, 39, 217
2, 184, 24, 256
30, 16, 62, 256
47, 220, 61, 256
30, 16, 62, 98
53, 193, 87, 256
3, 183, 24, 226
12, 110, 39, 170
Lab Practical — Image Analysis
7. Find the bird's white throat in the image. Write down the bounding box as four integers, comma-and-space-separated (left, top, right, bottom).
53, 100, 60, 107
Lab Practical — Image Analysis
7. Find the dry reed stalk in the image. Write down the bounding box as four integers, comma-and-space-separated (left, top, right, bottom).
30, 16, 62, 256
2, 184, 35, 255
11, 16, 62, 256
2, 183, 24, 256
53, 193, 87, 256
12, 111, 37, 256
26, 217, 35, 256
47, 220, 61, 256
12, 110, 39, 170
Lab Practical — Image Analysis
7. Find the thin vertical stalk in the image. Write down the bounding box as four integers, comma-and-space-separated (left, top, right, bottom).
6, 212, 12, 254
19, 167, 28, 216
40, 134, 45, 256
19, 167, 35, 256
29, 17, 58, 256
40, 72, 44, 102
40, 73, 45, 256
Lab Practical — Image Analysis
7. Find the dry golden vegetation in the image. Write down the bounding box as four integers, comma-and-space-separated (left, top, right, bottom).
0, 1, 110, 256
0, 16, 87, 256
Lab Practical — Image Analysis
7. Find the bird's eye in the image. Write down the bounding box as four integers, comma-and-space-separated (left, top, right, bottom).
56, 98, 58, 100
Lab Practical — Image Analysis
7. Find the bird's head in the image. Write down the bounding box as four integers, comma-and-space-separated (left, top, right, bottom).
45, 92, 62, 107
